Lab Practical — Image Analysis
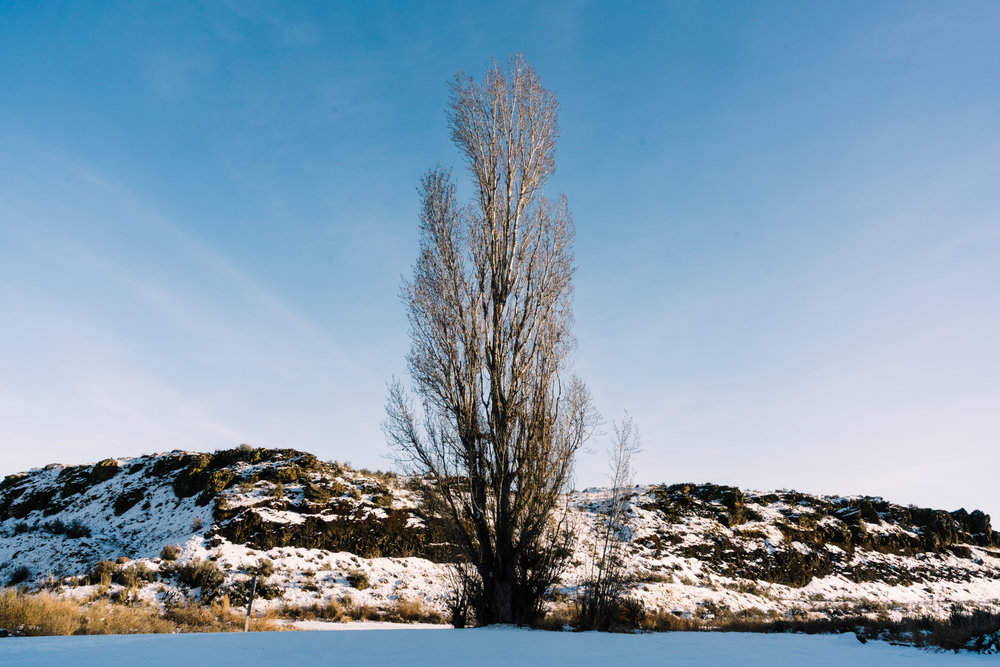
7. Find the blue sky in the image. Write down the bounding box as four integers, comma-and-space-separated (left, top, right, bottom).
1, 2, 998, 515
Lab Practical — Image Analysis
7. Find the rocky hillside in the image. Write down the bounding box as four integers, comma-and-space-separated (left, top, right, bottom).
2, 447, 999, 624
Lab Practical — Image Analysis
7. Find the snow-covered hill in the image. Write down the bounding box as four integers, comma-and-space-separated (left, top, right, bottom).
2, 447, 999, 624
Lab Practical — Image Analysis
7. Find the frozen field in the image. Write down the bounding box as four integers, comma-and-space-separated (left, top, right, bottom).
0, 627, 992, 666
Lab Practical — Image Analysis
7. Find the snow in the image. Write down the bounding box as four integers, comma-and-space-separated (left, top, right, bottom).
0, 628, 993, 666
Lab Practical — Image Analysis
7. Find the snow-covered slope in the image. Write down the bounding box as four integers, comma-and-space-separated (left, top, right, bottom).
2, 447, 999, 623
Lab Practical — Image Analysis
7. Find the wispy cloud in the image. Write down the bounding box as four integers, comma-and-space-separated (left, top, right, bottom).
0, 140, 382, 472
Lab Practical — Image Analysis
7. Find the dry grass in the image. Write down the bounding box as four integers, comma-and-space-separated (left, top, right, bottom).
380, 597, 446, 624
0, 590, 172, 636
540, 601, 703, 633
7, 585, 996, 652
0, 590, 83, 635
539, 598, 1000, 653
164, 599, 278, 632
0, 589, 278, 636
637, 608, 704, 632
78, 602, 176, 635
277, 596, 446, 625
536, 603, 578, 631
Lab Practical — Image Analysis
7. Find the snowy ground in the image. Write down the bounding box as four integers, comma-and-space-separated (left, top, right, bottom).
0, 628, 993, 666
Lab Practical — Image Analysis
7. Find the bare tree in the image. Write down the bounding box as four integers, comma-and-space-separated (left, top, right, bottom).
579, 413, 641, 630
384, 55, 594, 625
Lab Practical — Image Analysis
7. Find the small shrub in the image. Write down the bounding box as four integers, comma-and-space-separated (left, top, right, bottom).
43, 518, 66, 534
346, 569, 370, 590
177, 559, 225, 599
65, 519, 91, 538
224, 577, 282, 606
7, 565, 31, 586
160, 544, 181, 561
251, 558, 275, 578
190, 517, 204, 532
225, 577, 284, 607
86, 561, 117, 587
114, 562, 156, 587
